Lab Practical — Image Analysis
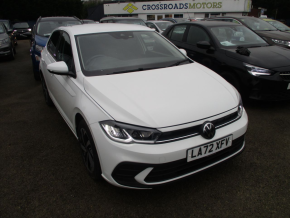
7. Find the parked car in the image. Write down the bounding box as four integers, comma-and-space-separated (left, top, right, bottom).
13, 22, 32, 39
100, 17, 146, 26
0, 19, 17, 46
30, 16, 82, 80
160, 18, 190, 23
261, 18, 290, 33
82, 19, 95, 24
145, 21, 172, 34
208, 16, 290, 49
163, 21, 290, 101
0, 22, 16, 60
39, 24, 248, 189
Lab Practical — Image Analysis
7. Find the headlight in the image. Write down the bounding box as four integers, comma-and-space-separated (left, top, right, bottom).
35, 45, 44, 52
100, 121, 161, 144
243, 63, 274, 76
28, 28, 31, 31
272, 39, 290, 47
233, 88, 243, 118
0, 37, 9, 45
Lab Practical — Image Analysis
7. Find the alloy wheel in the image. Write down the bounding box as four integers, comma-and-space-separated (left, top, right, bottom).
79, 128, 95, 173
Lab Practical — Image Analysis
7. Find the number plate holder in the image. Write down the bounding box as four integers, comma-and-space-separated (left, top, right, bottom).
187, 135, 233, 162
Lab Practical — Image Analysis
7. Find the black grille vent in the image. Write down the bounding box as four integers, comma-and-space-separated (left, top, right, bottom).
156, 111, 239, 143
280, 72, 290, 81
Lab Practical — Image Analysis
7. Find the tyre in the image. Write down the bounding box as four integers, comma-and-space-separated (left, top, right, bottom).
33, 69, 40, 81
8, 47, 15, 60
40, 72, 53, 106
77, 119, 102, 181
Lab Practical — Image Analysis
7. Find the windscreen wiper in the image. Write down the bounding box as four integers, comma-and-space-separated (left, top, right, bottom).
110, 67, 163, 75
168, 59, 191, 67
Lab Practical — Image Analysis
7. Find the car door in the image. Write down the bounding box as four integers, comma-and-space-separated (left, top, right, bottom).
182, 25, 220, 72
42, 31, 77, 128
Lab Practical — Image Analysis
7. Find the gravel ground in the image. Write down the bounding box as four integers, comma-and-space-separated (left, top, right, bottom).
0, 40, 289, 218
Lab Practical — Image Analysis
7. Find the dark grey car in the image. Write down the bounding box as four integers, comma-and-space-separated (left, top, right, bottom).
0, 22, 15, 60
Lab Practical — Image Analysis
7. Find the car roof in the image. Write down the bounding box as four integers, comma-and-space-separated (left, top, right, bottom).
213, 16, 257, 19
177, 21, 242, 27
39, 17, 80, 22
262, 18, 275, 21
58, 23, 153, 35
146, 20, 172, 23
101, 17, 143, 20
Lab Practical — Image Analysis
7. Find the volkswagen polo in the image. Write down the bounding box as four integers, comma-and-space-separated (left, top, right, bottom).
39, 24, 248, 189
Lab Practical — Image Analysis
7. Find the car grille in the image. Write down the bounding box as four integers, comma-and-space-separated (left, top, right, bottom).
280, 72, 290, 81
156, 111, 239, 143
112, 135, 245, 188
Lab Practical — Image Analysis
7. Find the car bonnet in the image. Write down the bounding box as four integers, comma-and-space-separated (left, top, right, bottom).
83, 63, 238, 128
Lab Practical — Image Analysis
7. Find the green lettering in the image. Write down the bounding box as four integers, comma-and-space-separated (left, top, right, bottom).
213, 2, 217, 8
196, 3, 201, 9
218, 2, 222, 8
206, 2, 212, 8
202, 2, 206, 8
189, 3, 195, 9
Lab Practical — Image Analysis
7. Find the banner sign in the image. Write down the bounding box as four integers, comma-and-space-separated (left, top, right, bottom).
104, 0, 252, 15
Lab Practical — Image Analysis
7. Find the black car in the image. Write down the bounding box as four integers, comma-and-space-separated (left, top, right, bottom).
208, 16, 290, 49
13, 22, 32, 39
100, 17, 147, 26
0, 22, 16, 60
162, 21, 290, 101
0, 19, 17, 46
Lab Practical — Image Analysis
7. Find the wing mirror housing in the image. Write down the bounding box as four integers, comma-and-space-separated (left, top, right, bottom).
47, 61, 75, 77
197, 41, 212, 49
179, 48, 187, 56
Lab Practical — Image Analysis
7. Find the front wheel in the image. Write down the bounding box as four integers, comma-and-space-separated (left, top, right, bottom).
77, 120, 102, 181
40, 73, 53, 106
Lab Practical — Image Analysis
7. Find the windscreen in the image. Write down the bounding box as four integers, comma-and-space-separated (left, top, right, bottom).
114, 19, 146, 26
76, 31, 188, 76
0, 25, 5, 34
2, 21, 10, 29
211, 25, 268, 47
37, 20, 82, 37
13, 23, 29, 28
155, 22, 172, 31
239, 17, 277, 31
266, 20, 290, 31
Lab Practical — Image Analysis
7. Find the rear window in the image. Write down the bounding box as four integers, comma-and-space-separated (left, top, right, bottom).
37, 20, 82, 37
13, 23, 29, 28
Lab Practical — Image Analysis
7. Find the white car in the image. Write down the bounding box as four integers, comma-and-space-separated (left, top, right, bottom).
39, 24, 248, 189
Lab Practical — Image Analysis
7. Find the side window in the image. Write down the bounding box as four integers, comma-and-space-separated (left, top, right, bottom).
147, 23, 158, 32
57, 32, 74, 72
47, 31, 61, 58
169, 25, 187, 42
186, 26, 210, 45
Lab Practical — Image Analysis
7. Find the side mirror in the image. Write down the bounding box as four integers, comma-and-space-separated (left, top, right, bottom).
179, 48, 187, 56
47, 61, 74, 77
8, 29, 13, 34
197, 41, 211, 49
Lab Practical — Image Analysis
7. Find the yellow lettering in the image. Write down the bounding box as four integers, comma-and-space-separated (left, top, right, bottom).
189, 3, 195, 9
207, 2, 212, 8
218, 2, 222, 8
202, 2, 206, 8
213, 2, 217, 8
196, 3, 201, 9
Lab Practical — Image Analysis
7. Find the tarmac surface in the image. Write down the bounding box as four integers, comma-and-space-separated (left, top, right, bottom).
0, 40, 290, 218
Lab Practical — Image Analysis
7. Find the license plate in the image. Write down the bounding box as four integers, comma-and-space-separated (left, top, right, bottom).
187, 135, 233, 162
287, 83, 290, 90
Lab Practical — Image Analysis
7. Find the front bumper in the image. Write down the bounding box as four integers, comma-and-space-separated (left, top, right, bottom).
0, 45, 12, 57
90, 109, 248, 189
248, 75, 290, 101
